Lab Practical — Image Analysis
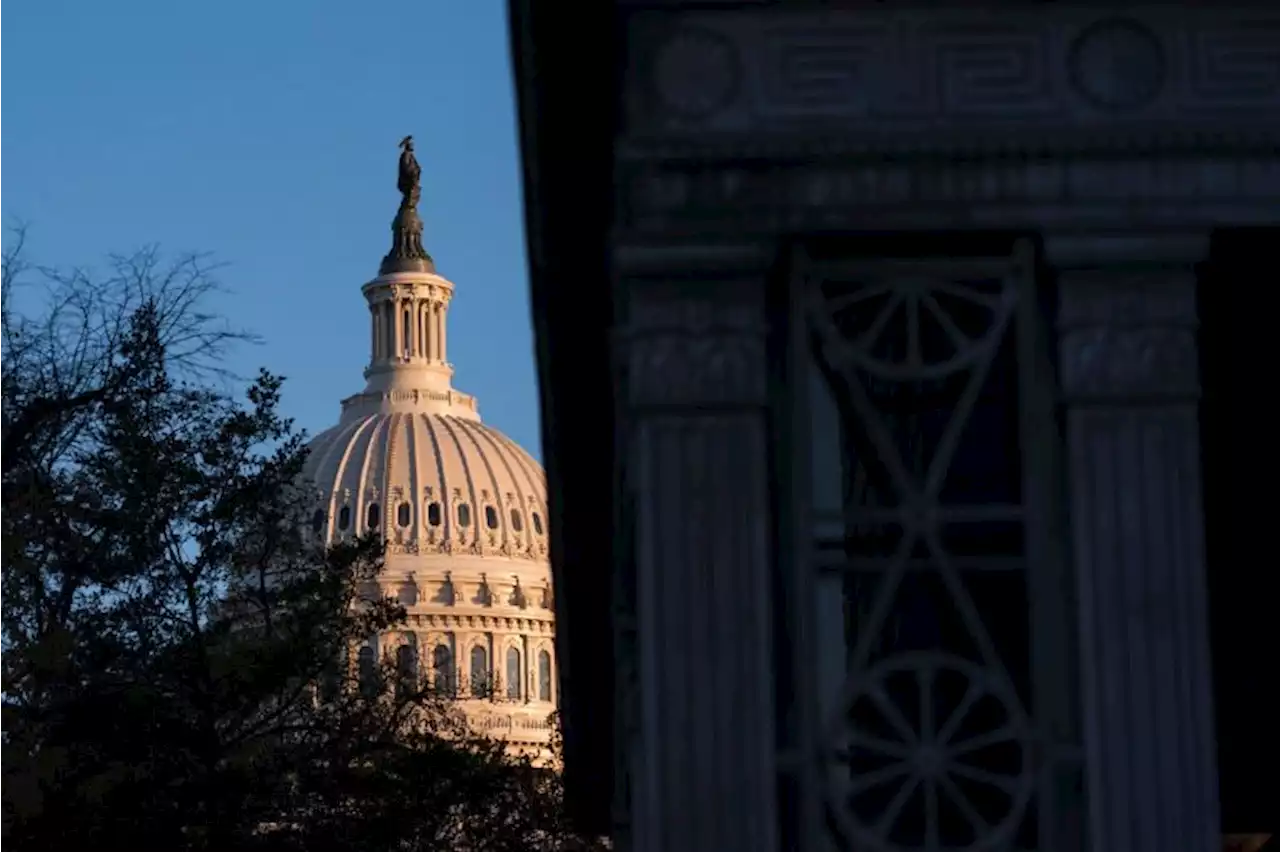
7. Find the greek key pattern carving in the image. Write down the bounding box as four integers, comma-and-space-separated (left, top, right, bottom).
629, 8, 1280, 141
1057, 273, 1200, 401
619, 284, 767, 407
1185, 19, 1280, 107
759, 22, 1056, 120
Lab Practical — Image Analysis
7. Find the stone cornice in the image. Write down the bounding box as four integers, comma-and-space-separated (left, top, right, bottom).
403, 611, 557, 634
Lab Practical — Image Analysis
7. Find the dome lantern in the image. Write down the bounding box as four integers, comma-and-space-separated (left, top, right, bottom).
347, 139, 472, 419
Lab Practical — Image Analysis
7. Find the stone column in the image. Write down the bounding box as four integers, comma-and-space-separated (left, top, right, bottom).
437, 302, 447, 363
1054, 249, 1220, 852
383, 300, 395, 362
392, 297, 404, 359
422, 300, 432, 360
431, 303, 440, 362
617, 255, 777, 852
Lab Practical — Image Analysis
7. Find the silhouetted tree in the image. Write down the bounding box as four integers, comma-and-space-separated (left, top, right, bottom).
1, 233, 603, 852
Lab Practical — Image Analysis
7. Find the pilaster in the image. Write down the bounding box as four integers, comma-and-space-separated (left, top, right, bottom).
1053, 243, 1220, 852
614, 257, 777, 852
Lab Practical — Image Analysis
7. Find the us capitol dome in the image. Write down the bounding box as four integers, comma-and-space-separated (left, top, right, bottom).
303, 137, 556, 755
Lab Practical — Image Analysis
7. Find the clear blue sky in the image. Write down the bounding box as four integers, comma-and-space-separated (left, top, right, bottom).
3, 0, 543, 457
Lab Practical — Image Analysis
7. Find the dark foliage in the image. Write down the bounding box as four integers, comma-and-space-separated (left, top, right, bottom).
1, 233, 604, 852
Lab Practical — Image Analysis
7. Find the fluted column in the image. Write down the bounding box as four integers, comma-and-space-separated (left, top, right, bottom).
397, 300, 406, 359
437, 302, 447, 363
429, 303, 439, 362
617, 272, 776, 852
422, 303, 432, 362
1055, 261, 1220, 852
383, 300, 395, 361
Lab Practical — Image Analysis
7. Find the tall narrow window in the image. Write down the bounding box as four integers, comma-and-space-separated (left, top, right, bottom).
403, 309, 412, 357
358, 646, 378, 698
506, 647, 522, 700
538, 649, 552, 702
320, 655, 343, 703
793, 245, 1072, 850
432, 644, 454, 696
427, 501, 442, 527
470, 645, 490, 697
396, 642, 418, 700
457, 503, 471, 528
397, 501, 412, 528
485, 506, 499, 529
510, 509, 524, 532
338, 506, 351, 531
366, 503, 380, 530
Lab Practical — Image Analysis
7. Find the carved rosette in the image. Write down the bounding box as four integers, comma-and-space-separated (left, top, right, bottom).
649, 25, 742, 122
1056, 271, 1200, 402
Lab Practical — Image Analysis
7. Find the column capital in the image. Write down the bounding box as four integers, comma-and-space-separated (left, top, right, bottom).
1055, 266, 1202, 404
618, 279, 767, 409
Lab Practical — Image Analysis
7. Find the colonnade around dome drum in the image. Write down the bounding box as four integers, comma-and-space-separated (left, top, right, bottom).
351, 620, 558, 745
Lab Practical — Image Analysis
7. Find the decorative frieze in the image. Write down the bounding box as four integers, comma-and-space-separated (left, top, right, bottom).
627, 8, 1280, 140
618, 7, 1280, 237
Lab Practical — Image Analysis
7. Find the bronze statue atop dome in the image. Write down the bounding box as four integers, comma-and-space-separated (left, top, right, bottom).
397, 135, 422, 208
381, 135, 434, 275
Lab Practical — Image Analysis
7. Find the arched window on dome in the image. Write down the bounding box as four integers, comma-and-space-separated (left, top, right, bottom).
366, 503, 381, 530
397, 501, 411, 528
457, 503, 471, 528
510, 508, 524, 533
432, 643, 455, 696
338, 506, 351, 531
485, 505, 499, 530
538, 649, 553, 702
470, 645, 490, 697
427, 501, 442, 527
358, 645, 379, 698
395, 641, 418, 700
531, 511, 544, 536
506, 647, 522, 700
